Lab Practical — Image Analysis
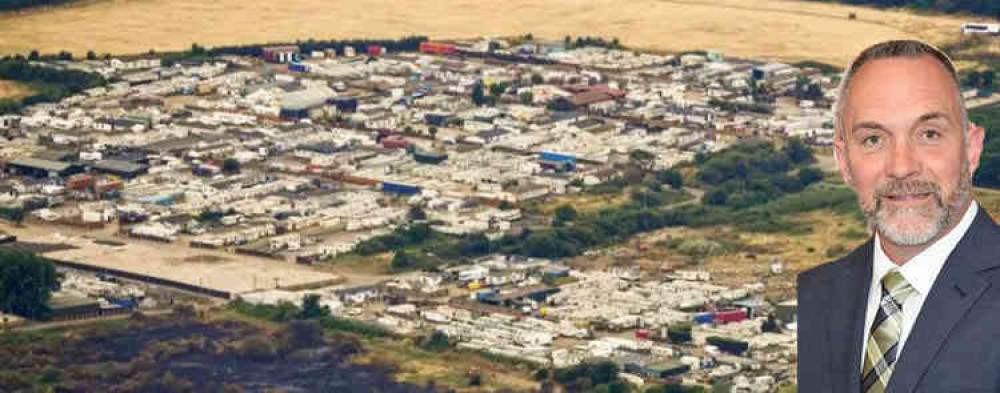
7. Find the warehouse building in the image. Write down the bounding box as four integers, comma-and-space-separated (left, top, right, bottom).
90, 160, 149, 179
6, 158, 84, 178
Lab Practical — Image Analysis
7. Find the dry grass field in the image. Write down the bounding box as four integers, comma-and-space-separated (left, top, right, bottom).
0, 0, 986, 65
0, 79, 34, 100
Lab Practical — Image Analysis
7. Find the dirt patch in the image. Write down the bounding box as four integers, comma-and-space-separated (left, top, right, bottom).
0, 79, 33, 100
181, 254, 230, 264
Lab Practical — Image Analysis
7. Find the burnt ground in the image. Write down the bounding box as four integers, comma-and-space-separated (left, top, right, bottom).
0, 316, 440, 393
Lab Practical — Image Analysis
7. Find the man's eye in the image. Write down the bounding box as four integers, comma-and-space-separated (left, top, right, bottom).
921, 129, 941, 140
861, 135, 881, 148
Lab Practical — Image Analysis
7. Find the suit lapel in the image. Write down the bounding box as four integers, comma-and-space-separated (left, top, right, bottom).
888, 209, 1000, 393
827, 239, 873, 393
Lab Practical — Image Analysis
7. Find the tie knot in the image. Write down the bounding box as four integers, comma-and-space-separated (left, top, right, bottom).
882, 270, 916, 303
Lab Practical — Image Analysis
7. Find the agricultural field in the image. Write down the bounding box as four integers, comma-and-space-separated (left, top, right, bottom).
0, 0, 981, 65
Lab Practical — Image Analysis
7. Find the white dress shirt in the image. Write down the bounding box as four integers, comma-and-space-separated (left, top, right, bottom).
860, 201, 979, 370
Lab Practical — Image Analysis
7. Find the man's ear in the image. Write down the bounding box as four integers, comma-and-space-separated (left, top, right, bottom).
967, 120, 986, 174
834, 137, 854, 187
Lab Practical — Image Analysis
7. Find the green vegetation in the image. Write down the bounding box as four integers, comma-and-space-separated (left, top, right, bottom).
969, 103, 1000, 188
563, 35, 624, 50
707, 98, 774, 114
227, 298, 390, 338
697, 138, 818, 209
0, 249, 58, 320
0, 58, 106, 114
805, 0, 1000, 18
550, 360, 632, 393
0, 0, 74, 12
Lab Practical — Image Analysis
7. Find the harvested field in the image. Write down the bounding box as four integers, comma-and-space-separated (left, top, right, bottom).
0, 0, 983, 65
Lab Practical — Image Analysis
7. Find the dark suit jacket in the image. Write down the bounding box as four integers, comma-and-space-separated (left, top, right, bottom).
797, 208, 1000, 393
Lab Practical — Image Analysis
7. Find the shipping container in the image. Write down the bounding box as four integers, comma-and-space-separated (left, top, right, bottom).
693, 312, 715, 324
288, 63, 309, 73
635, 329, 652, 340
379, 182, 421, 195
714, 309, 747, 324
382, 138, 409, 149
539, 151, 576, 162
367, 45, 384, 56
66, 174, 95, 190
419, 42, 458, 55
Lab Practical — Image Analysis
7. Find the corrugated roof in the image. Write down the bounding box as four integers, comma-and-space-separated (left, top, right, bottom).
8, 158, 73, 172
93, 160, 148, 174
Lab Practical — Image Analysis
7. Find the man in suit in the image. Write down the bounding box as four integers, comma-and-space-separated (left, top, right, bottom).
797, 39, 1000, 392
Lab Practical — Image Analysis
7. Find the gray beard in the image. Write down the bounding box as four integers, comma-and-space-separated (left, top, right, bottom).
864, 166, 972, 246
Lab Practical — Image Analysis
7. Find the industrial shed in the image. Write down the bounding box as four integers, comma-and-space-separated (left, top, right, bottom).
90, 160, 149, 179
6, 158, 84, 178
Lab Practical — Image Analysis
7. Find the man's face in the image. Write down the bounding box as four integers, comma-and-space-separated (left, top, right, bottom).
835, 55, 984, 246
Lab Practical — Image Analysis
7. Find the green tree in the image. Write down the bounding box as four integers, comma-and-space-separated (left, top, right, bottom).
655, 169, 684, 189
967, 71, 982, 87
0, 249, 59, 320
428, 126, 438, 139
408, 206, 427, 221
222, 158, 240, 173
531, 73, 544, 85
555, 204, 578, 222
27, 50, 39, 61
472, 83, 486, 106
783, 137, 814, 164
797, 167, 824, 186
629, 149, 657, 174
984, 70, 995, 89
489, 83, 506, 97
86, 50, 97, 61
391, 251, 412, 271
299, 294, 329, 319
520, 91, 534, 105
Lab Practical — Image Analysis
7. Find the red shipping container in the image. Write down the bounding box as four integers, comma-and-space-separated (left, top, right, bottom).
382, 138, 409, 149
367, 45, 383, 56
714, 309, 747, 324
67, 175, 95, 190
420, 42, 457, 55
635, 329, 651, 340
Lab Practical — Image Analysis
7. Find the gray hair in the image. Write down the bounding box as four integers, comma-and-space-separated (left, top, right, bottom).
833, 39, 967, 141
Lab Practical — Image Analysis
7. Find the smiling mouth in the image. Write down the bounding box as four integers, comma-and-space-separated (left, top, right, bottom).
883, 192, 933, 202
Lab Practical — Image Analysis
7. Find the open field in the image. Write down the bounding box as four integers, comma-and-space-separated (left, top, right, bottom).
0, 0, 986, 65
0, 79, 33, 100
0, 222, 343, 295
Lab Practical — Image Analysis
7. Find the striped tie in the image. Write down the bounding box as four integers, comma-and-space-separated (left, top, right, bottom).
861, 270, 917, 393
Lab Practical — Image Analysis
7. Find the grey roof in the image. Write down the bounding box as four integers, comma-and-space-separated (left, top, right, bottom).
8, 158, 73, 172
93, 160, 148, 174
280, 87, 336, 111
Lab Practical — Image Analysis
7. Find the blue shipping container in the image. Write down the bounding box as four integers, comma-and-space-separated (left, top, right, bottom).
693, 313, 715, 324
380, 182, 421, 195
288, 63, 309, 73
539, 151, 576, 162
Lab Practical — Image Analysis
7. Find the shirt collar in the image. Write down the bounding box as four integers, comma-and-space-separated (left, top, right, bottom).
872, 201, 979, 295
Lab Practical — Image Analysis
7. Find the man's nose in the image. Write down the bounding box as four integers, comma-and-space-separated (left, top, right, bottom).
887, 140, 920, 179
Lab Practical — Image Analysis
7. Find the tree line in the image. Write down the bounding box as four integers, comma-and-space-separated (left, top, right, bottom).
0, 0, 73, 12
0, 248, 59, 320
807, 0, 1000, 18
0, 58, 106, 114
